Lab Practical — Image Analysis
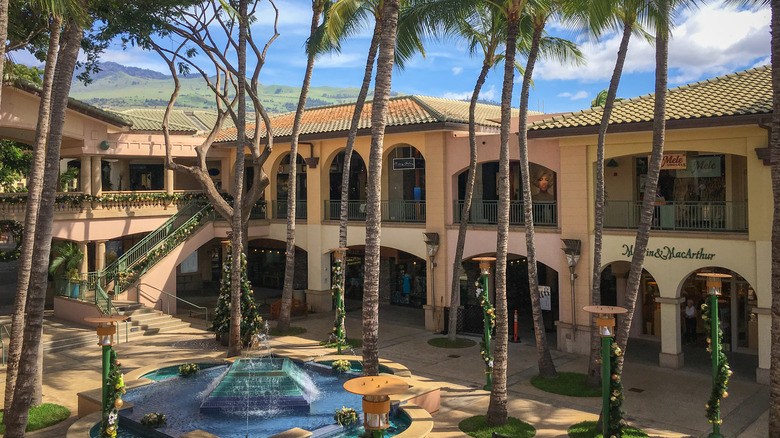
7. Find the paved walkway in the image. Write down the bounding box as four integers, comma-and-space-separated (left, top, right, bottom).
0, 305, 769, 438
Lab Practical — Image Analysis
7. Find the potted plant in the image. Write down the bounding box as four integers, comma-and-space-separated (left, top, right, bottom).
49, 242, 84, 299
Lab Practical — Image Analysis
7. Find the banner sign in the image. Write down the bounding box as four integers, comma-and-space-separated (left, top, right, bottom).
677, 156, 721, 178
656, 153, 687, 170
621, 244, 715, 261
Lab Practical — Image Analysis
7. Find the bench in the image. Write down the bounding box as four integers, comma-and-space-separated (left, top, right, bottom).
270, 298, 308, 320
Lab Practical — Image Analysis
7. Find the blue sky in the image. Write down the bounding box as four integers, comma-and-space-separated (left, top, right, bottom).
17, 0, 772, 114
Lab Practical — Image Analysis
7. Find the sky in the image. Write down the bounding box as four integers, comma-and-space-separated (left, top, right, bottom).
15, 0, 772, 114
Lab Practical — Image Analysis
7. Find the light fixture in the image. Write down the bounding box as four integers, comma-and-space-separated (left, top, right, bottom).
422, 232, 439, 260
561, 239, 582, 339
344, 376, 409, 434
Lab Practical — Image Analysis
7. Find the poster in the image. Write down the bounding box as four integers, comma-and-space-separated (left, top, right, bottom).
181, 251, 198, 274
539, 285, 551, 311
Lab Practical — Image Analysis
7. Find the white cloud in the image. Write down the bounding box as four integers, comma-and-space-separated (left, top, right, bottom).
452, 67, 463, 75
534, 1, 770, 84
557, 90, 589, 100
441, 85, 497, 101
310, 52, 364, 69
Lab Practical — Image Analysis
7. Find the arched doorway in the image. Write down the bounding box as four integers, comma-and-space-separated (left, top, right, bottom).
386, 145, 425, 222
339, 245, 426, 308
326, 150, 367, 220
600, 262, 660, 338
275, 153, 307, 219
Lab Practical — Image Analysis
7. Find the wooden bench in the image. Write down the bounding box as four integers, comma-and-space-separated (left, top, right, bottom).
270, 298, 308, 320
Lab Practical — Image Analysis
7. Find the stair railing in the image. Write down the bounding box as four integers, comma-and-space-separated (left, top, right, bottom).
0, 325, 10, 365
137, 283, 209, 323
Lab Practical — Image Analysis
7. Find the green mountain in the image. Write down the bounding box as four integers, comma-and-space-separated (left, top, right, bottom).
69, 62, 393, 113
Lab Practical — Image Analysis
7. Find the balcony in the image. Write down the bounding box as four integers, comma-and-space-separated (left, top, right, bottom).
323, 200, 426, 223
453, 200, 557, 226
271, 200, 307, 220
604, 200, 748, 232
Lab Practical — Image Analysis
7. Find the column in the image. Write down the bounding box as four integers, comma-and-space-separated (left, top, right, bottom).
78, 241, 89, 277
165, 168, 175, 195
91, 156, 103, 196
756, 307, 770, 384
96, 240, 107, 272
120, 160, 130, 192
80, 156, 92, 195
306, 251, 332, 313
221, 157, 233, 194
657, 296, 684, 369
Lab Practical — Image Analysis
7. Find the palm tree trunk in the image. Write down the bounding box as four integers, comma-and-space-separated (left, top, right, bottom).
586, 18, 634, 388
228, 0, 249, 357
362, 0, 399, 377
4, 14, 83, 437
614, 12, 668, 373
338, 22, 380, 342
448, 61, 489, 342
0, 0, 9, 103
518, 22, 557, 379
768, 1, 780, 435
486, 9, 520, 428
279, 4, 323, 332
3, 15, 61, 417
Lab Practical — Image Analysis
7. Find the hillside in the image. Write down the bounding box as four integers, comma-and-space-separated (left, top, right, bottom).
68, 62, 395, 113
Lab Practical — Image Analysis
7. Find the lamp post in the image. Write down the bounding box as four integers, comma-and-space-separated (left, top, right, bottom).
423, 233, 440, 329
474, 256, 496, 391
331, 247, 349, 354
344, 376, 409, 438
583, 305, 626, 438
698, 272, 732, 438
84, 315, 128, 436
562, 239, 581, 340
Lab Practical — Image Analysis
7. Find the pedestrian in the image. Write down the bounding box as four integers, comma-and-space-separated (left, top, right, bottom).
684, 299, 697, 344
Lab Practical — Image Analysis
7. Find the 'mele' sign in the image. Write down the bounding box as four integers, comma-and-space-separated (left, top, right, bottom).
621, 244, 715, 261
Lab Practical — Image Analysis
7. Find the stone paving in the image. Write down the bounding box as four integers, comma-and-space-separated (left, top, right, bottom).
0, 304, 769, 438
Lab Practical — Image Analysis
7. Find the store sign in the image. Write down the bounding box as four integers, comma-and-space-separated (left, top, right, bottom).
677, 156, 721, 178
656, 153, 687, 170
621, 244, 715, 261
393, 158, 416, 170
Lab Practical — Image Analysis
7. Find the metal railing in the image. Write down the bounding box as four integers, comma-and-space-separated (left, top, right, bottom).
604, 200, 748, 232
323, 199, 426, 223
137, 283, 209, 322
271, 200, 308, 220
0, 325, 10, 365
453, 200, 557, 226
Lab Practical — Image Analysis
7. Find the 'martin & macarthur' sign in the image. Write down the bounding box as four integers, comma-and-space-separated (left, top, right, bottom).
621, 244, 715, 261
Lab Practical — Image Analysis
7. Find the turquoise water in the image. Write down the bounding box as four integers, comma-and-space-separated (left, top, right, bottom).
140, 363, 223, 381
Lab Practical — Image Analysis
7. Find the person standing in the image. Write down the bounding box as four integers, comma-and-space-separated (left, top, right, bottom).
684, 299, 697, 344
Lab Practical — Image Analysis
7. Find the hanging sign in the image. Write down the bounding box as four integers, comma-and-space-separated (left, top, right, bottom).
393, 158, 416, 170
655, 153, 687, 170
539, 286, 551, 311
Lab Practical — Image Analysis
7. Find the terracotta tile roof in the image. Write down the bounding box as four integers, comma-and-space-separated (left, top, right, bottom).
213, 95, 530, 143
529, 65, 771, 132
120, 109, 202, 132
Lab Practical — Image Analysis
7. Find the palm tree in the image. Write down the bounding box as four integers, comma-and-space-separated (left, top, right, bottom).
4, 3, 87, 435
362, 0, 400, 377
590, 88, 624, 107
771, 3, 780, 434
0, 0, 9, 105
278, 0, 332, 333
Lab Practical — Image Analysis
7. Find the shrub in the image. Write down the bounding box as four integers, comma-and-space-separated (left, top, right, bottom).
331, 359, 351, 373
334, 407, 358, 426
178, 363, 200, 377
140, 412, 167, 428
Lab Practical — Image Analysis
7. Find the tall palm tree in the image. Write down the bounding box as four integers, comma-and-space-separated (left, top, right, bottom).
362, 0, 400, 377
4, 4, 87, 435
278, 0, 332, 333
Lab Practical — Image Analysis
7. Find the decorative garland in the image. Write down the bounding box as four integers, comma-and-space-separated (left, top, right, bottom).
331, 257, 346, 347
101, 351, 126, 438
331, 359, 351, 373
334, 407, 358, 426
607, 341, 625, 436
476, 280, 495, 370
701, 301, 732, 424
140, 412, 167, 428
0, 192, 210, 206
0, 220, 23, 262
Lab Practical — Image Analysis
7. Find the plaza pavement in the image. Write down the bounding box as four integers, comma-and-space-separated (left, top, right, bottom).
0, 305, 769, 438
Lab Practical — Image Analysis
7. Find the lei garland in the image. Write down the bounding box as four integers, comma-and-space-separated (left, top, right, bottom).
607, 341, 625, 436
0, 192, 210, 206
475, 280, 495, 370
701, 301, 732, 424
331, 257, 346, 346
0, 220, 23, 262
101, 351, 126, 438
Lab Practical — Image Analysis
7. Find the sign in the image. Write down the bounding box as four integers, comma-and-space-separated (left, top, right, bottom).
621, 244, 715, 261
393, 157, 416, 170
180, 251, 198, 274
677, 156, 721, 178
656, 153, 687, 170
539, 286, 551, 311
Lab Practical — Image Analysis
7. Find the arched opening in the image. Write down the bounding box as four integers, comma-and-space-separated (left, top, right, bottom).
326, 150, 367, 220
600, 262, 659, 338
275, 153, 307, 219
386, 145, 425, 222
247, 238, 308, 293
455, 161, 557, 226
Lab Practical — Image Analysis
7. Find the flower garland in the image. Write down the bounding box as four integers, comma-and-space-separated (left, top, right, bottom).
607, 341, 625, 436
701, 300, 732, 424
101, 351, 126, 438
0, 192, 209, 206
0, 220, 23, 262
476, 280, 495, 371
331, 257, 346, 347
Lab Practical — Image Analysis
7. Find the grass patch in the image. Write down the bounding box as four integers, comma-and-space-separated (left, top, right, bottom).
320, 338, 363, 349
459, 415, 536, 438
268, 326, 307, 337
428, 337, 477, 349
0, 403, 71, 433
568, 421, 648, 438
530, 372, 601, 397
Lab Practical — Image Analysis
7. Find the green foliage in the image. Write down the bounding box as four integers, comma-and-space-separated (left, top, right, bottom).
5, 63, 44, 84
49, 242, 84, 281
320, 338, 362, 349
0, 140, 32, 192
0, 403, 70, 433
139, 412, 167, 428
567, 421, 648, 438
333, 407, 358, 426
0, 220, 23, 262
530, 372, 601, 397
427, 337, 477, 349
475, 279, 495, 371
209, 246, 262, 346
331, 359, 351, 373
590, 89, 625, 108
178, 363, 200, 377
608, 342, 625, 435
701, 300, 732, 424
331, 256, 346, 346
59, 167, 79, 191
459, 415, 536, 438
101, 351, 126, 438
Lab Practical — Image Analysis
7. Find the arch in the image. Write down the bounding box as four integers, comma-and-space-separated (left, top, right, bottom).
600, 261, 660, 338
324, 150, 368, 220
247, 238, 308, 291
384, 144, 425, 202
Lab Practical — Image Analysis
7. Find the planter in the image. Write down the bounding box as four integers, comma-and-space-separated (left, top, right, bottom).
69, 282, 80, 299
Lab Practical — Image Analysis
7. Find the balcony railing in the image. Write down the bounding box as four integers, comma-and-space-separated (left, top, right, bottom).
323, 200, 426, 223
453, 200, 557, 226
604, 200, 748, 232
272, 200, 308, 220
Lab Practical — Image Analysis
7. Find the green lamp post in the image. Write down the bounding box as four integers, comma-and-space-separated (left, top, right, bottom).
331, 248, 349, 354
583, 305, 627, 438
85, 315, 128, 438
698, 272, 732, 438
474, 256, 496, 391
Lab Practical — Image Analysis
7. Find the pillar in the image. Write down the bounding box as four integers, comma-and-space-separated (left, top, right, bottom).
78, 241, 89, 276
657, 296, 684, 368
165, 168, 175, 195
91, 156, 102, 196
96, 240, 107, 272
80, 156, 92, 195
221, 157, 233, 194
305, 251, 332, 313
120, 160, 130, 192
756, 307, 770, 384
